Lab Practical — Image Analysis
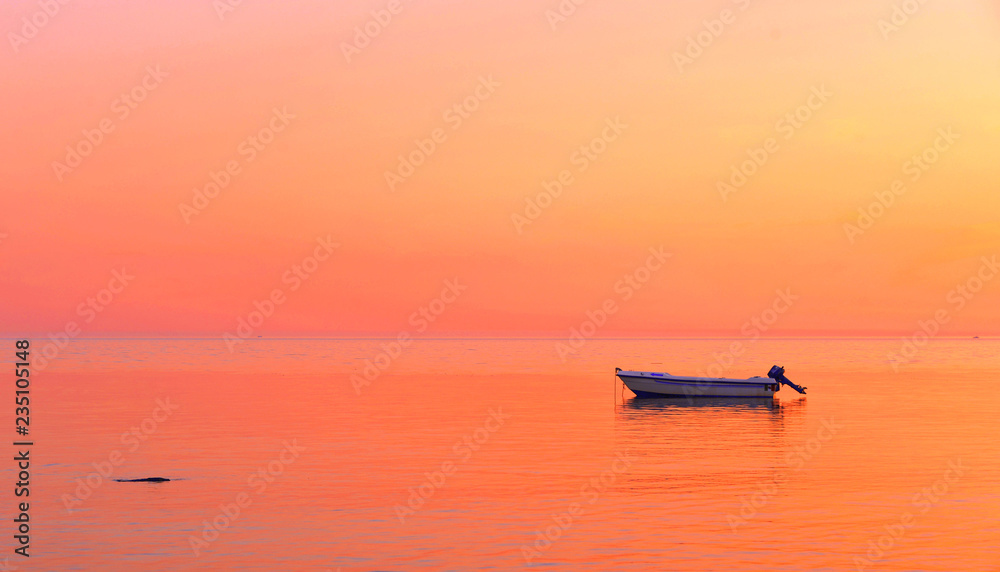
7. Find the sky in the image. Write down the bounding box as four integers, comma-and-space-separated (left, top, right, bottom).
1, 0, 999, 337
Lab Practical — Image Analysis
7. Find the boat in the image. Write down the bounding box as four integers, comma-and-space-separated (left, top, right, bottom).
615, 365, 806, 398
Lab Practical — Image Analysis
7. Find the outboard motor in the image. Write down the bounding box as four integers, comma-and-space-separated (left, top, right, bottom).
767, 365, 807, 394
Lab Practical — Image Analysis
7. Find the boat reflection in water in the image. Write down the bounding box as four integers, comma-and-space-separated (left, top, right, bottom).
615, 393, 808, 437
611, 396, 809, 512
621, 396, 789, 411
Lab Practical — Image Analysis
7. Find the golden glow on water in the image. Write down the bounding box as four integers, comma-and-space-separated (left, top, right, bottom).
26, 339, 1000, 570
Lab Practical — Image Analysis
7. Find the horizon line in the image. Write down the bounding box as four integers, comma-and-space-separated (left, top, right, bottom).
1, 335, 995, 341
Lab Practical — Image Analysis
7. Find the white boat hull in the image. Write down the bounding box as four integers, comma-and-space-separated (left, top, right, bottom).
617, 370, 779, 399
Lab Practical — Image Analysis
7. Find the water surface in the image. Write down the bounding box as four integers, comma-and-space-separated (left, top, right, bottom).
18, 338, 1000, 570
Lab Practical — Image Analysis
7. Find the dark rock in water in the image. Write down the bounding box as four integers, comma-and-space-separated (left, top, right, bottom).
115, 477, 171, 482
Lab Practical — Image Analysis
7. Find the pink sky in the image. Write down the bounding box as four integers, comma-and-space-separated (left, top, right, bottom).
2, 0, 999, 336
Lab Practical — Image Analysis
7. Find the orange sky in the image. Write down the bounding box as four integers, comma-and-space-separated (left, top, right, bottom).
2, 0, 999, 337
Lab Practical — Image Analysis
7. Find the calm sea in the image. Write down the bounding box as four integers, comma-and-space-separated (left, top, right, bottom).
12, 338, 1000, 571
